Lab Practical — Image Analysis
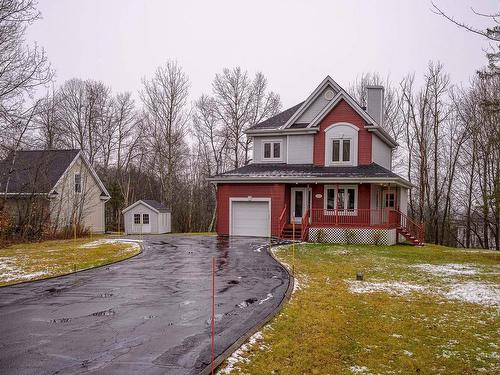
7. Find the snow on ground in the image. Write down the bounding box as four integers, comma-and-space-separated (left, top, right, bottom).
348, 280, 426, 296
218, 331, 265, 374
412, 263, 478, 276
445, 282, 500, 307
350, 365, 370, 374
0, 257, 48, 283
258, 293, 273, 305
80, 238, 142, 250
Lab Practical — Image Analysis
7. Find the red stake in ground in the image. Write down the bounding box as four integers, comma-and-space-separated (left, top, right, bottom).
211, 256, 215, 375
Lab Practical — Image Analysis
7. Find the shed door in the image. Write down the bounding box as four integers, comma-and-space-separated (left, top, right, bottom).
132, 213, 151, 234
231, 201, 270, 237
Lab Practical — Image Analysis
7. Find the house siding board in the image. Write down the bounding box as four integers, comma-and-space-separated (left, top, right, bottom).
216, 183, 285, 236
49, 157, 105, 233
295, 87, 338, 124
313, 99, 372, 166
372, 134, 392, 170
287, 135, 314, 164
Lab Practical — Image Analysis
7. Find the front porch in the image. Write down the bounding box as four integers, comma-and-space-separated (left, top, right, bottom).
278, 183, 423, 245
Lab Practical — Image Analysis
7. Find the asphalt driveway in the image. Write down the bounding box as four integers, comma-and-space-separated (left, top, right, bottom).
0, 235, 290, 375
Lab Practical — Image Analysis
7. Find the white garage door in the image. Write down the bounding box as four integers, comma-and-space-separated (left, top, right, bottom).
231, 200, 270, 237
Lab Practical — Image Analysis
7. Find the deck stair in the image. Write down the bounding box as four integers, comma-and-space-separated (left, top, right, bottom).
397, 226, 424, 246
280, 224, 302, 240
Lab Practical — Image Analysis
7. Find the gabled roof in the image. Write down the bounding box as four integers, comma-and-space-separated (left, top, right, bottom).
210, 163, 411, 187
245, 75, 398, 147
0, 149, 111, 199
247, 102, 303, 131
0, 149, 80, 194
122, 199, 170, 214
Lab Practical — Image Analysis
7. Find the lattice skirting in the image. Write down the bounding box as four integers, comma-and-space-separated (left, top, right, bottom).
309, 227, 398, 245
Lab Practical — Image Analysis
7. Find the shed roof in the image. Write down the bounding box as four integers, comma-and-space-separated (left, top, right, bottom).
122, 199, 170, 214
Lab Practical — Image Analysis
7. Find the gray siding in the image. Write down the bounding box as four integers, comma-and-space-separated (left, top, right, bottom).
287, 135, 313, 164
295, 86, 338, 124
372, 134, 392, 170
252, 136, 286, 163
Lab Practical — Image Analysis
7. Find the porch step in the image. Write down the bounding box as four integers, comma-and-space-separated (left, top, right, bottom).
397, 227, 424, 246
281, 224, 302, 240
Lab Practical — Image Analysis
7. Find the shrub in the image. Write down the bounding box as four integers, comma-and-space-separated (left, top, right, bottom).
372, 230, 383, 245
316, 229, 326, 243
344, 229, 355, 244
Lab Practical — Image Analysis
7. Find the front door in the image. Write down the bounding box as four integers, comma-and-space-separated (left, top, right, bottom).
290, 188, 308, 224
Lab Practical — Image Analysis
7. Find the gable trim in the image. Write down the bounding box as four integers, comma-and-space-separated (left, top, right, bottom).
281, 76, 343, 129
122, 200, 160, 214
50, 152, 111, 200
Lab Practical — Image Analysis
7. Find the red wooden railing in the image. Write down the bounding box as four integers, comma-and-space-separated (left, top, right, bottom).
278, 205, 287, 237
301, 209, 310, 241
309, 208, 400, 228
397, 210, 425, 244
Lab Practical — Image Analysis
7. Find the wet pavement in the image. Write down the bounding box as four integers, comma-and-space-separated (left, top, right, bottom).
0, 235, 289, 375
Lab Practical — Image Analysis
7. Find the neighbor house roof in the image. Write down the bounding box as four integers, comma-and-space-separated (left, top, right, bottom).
210, 163, 411, 187
122, 199, 170, 214
0, 149, 80, 194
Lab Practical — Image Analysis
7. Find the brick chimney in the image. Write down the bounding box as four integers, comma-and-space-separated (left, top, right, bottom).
366, 85, 384, 126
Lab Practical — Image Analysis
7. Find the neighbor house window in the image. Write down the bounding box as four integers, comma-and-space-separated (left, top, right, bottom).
332, 139, 351, 163
142, 214, 149, 224
134, 214, 141, 224
324, 185, 358, 211
263, 140, 281, 160
74, 173, 82, 193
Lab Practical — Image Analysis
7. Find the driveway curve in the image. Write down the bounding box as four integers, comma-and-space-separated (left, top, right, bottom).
0, 235, 290, 375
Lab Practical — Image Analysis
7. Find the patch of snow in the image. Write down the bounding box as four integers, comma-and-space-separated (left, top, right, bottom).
347, 280, 426, 296
258, 293, 273, 305
80, 239, 141, 250
218, 331, 264, 374
444, 282, 500, 307
402, 350, 413, 356
412, 263, 478, 276
350, 365, 370, 373
391, 334, 402, 338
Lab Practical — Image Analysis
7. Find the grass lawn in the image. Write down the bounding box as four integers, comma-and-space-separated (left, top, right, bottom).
0, 236, 141, 286
220, 243, 500, 374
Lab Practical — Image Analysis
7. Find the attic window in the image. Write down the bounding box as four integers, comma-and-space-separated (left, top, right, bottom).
332, 139, 351, 163
74, 173, 82, 193
263, 140, 281, 160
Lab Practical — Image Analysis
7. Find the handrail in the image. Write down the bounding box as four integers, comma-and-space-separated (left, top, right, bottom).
301, 209, 310, 241
397, 210, 425, 244
278, 205, 287, 237
308, 208, 400, 228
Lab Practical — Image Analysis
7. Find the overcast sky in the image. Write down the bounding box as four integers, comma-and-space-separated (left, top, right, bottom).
27, 0, 496, 108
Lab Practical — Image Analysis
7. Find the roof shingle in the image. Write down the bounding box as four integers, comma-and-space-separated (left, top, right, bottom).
0, 149, 80, 194
247, 102, 303, 130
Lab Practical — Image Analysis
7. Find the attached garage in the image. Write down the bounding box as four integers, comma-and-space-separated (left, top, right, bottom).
230, 199, 270, 237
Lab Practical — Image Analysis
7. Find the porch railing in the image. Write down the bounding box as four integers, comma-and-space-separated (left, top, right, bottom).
397, 210, 425, 244
301, 209, 310, 241
309, 208, 400, 228
278, 205, 287, 237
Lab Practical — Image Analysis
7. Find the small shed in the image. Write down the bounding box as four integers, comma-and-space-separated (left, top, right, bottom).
122, 200, 171, 234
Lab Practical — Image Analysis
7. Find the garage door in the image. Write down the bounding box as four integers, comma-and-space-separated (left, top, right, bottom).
231, 200, 270, 237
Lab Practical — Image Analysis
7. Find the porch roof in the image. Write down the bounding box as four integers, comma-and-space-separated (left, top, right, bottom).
210, 162, 412, 187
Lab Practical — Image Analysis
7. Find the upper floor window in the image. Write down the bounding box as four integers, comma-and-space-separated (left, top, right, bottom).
324, 123, 358, 166
74, 173, 82, 193
332, 139, 351, 163
263, 140, 281, 160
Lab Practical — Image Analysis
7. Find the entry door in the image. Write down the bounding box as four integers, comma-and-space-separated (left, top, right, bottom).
290, 188, 308, 224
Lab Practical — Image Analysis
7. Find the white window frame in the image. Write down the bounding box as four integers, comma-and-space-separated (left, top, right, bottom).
142, 213, 150, 224
133, 213, 141, 224
331, 138, 352, 164
324, 122, 358, 166
262, 139, 282, 161
74, 172, 82, 194
323, 184, 358, 215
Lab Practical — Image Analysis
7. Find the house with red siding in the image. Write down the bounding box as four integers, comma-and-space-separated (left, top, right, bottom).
210, 76, 423, 245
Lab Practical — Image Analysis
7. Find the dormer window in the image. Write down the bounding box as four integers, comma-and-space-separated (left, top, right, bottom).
332, 139, 351, 163
263, 140, 281, 160
74, 173, 82, 193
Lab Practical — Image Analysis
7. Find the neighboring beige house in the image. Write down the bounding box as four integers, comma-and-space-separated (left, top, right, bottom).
0, 149, 110, 233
